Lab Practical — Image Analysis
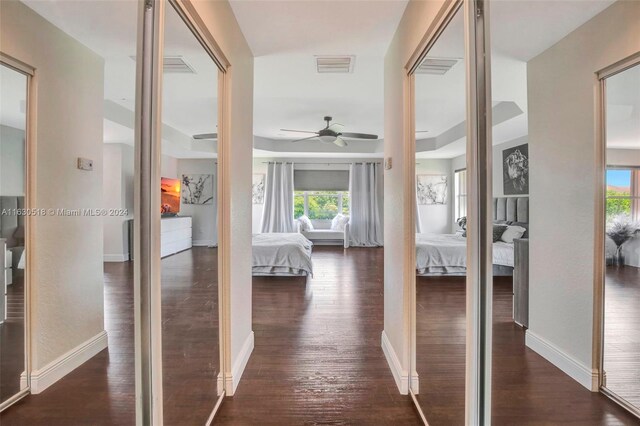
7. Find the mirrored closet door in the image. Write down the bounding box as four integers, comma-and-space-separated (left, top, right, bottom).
0, 61, 29, 409
601, 60, 640, 415
159, 1, 223, 423
410, 3, 469, 423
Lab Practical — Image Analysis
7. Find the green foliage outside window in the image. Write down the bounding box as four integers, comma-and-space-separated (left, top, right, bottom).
606, 189, 632, 220
294, 191, 349, 220
294, 192, 305, 219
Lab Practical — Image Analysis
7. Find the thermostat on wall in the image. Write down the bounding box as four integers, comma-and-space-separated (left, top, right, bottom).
77, 157, 94, 171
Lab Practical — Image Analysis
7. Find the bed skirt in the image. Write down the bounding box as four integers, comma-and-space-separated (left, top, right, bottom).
417, 264, 514, 277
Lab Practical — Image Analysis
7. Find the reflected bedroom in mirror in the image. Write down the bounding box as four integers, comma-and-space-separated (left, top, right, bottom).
0, 62, 29, 406
412, 7, 469, 423
602, 61, 640, 412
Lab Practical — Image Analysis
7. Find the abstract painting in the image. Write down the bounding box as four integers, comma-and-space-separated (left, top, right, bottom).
502, 144, 529, 195
417, 174, 448, 205
181, 174, 214, 205
252, 174, 265, 204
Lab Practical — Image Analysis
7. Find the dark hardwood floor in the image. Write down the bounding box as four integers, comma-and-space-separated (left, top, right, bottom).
0, 247, 219, 425
0, 271, 25, 403
415, 276, 640, 425
4, 247, 638, 424
604, 265, 640, 409
214, 246, 420, 425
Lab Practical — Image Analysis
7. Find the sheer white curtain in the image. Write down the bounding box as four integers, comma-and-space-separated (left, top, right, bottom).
211, 162, 218, 246
415, 178, 423, 233
349, 162, 383, 246
261, 162, 295, 233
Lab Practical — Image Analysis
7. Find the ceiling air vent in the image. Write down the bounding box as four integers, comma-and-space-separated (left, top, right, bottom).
130, 55, 196, 74
315, 56, 355, 74
416, 58, 459, 75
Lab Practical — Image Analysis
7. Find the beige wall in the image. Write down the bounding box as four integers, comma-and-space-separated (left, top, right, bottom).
527, 0, 640, 389
190, 0, 254, 393
0, 1, 105, 372
384, 0, 446, 392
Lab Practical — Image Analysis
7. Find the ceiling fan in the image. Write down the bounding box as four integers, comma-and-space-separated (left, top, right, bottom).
280, 116, 378, 147
193, 133, 217, 140
193, 126, 217, 140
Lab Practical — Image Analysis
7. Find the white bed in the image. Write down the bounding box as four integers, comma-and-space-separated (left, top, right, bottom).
252, 233, 313, 277
416, 233, 514, 276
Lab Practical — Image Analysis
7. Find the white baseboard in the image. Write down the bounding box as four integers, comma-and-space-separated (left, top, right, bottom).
30, 330, 108, 394
381, 330, 409, 394
104, 253, 129, 262
225, 331, 254, 395
193, 240, 218, 247
525, 330, 597, 391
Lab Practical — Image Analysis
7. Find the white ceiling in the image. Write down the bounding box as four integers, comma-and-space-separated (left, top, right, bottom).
13, 0, 626, 160
0, 65, 27, 130
230, 0, 617, 159
606, 64, 640, 150
414, 0, 617, 159
21, 0, 219, 159
229, 0, 409, 57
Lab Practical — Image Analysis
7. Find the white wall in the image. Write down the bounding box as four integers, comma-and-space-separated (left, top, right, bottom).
102, 143, 134, 262
161, 154, 178, 179
0, 125, 25, 196
527, 0, 640, 389
384, 0, 447, 393
415, 159, 452, 234
177, 158, 218, 246
1, 1, 106, 375
190, 0, 254, 394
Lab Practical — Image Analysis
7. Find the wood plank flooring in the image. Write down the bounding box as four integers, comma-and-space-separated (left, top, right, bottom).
415, 275, 640, 425
0, 247, 219, 425
604, 265, 640, 408
214, 246, 420, 425
3, 247, 639, 424
0, 272, 25, 403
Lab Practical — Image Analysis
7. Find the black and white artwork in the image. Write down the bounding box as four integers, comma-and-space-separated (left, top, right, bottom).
252, 174, 265, 204
502, 144, 529, 195
417, 174, 447, 205
181, 174, 214, 205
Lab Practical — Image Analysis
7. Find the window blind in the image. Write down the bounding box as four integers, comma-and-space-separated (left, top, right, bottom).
294, 170, 349, 191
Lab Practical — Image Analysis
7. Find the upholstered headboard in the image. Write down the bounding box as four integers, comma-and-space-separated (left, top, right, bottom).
493, 197, 529, 224
0, 196, 25, 248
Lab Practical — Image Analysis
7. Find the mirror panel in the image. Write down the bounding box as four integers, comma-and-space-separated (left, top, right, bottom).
603, 62, 640, 411
0, 63, 28, 406
412, 6, 467, 423
160, 3, 221, 423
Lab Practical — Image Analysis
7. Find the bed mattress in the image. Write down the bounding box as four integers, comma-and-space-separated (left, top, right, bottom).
252, 233, 313, 276
416, 233, 514, 276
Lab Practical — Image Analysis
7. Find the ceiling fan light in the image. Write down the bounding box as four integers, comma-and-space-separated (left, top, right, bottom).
318, 135, 336, 143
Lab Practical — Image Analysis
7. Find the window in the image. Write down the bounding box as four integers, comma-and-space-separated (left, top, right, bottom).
294, 190, 350, 220
606, 168, 640, 221
454, 169, 467, 220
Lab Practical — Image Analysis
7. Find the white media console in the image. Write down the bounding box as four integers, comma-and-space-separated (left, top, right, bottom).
161, 216, 192, 258
128, 216, 192, 259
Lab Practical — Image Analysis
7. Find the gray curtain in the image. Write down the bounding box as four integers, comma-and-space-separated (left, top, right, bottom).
349, 162, 383, 246
261, 162, 295, 233
415, 178, 422, 233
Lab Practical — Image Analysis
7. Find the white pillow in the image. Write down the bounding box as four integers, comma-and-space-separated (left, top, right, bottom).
331, 214, 350, 231
298, 215, 313, 231
500, 225, 526, 243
